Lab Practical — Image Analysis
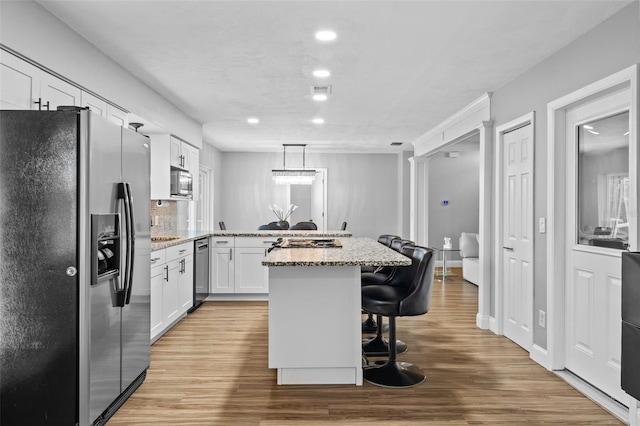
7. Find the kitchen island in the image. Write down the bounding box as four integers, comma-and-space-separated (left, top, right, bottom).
262, 237, 410, 385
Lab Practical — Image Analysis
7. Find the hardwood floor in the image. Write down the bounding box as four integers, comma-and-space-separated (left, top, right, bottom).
109, 269, 622, 425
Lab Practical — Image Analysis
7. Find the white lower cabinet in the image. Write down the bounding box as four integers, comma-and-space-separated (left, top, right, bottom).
210, 237, 278, 295
150, 241, 194, 343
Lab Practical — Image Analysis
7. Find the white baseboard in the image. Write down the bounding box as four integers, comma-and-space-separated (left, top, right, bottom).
489, 316, 500, 334
476, 312, 491, 329
555, 370, 629, 424
530, 344, 551, 370
206, 294, 268, 302
436, 260, 462, 267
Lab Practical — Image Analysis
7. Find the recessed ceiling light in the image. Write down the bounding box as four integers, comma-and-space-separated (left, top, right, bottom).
310, 85, 331, 102
313, 69, 331, 78
312, 118, 325, 125
315, 30, 337, 41
247, 117, 259, 124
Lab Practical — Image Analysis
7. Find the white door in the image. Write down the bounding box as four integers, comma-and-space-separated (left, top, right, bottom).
310, 169, 325, 231
501, 123, 534, 350
565, 87, 631, 404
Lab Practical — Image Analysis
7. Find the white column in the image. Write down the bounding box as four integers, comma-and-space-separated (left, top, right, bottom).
477, 120, 493, 329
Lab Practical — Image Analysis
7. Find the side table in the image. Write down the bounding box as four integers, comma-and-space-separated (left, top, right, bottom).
431, 247, 460, 282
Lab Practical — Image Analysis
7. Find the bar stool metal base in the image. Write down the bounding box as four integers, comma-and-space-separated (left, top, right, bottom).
363, 360, 426, 388
362, 335, 407, 356
362, 315, 378, 334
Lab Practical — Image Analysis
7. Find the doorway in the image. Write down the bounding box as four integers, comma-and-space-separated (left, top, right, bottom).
288, 168, 327, 231
496, 116, 534, 351
547, 65, 637, 412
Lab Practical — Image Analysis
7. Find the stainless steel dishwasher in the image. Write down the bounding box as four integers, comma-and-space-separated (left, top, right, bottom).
190, 237, 209, 313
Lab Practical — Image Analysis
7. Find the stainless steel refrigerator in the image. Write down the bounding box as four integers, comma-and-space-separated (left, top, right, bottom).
0, 108, 151, 425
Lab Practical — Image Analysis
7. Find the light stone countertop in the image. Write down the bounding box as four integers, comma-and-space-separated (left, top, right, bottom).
151, 230, 353, 251
262, 237, 411, 267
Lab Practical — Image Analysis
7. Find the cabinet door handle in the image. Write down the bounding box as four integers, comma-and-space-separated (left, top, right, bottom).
164, 265, 169, 281
229, 248, 233, 261
216, 241, 229, 244
179, 249, 187, 254
503, 246, 514, 251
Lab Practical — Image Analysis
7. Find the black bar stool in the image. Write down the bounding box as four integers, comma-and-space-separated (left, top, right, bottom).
361, 245, 435, 387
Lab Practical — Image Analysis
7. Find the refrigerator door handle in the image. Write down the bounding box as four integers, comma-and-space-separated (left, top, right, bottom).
124, 183, 136, 305
117, 183, 133, 307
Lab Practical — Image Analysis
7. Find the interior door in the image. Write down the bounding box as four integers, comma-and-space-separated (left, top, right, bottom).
310, 169, 325, 231
565, 87, 631, 405
501, 123, 534, 351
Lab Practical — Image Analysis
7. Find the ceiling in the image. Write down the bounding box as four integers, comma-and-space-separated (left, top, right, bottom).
38, 1, 633, 153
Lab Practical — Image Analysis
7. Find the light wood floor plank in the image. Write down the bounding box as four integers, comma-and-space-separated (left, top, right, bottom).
108, 269, 622, 425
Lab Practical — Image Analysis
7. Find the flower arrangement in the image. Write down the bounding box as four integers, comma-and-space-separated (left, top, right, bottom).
268, 204, 298, 222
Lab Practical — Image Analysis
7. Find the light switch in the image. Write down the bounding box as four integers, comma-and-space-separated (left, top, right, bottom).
539, 217, 546, 234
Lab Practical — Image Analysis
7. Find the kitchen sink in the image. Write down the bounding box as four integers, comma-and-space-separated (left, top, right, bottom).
151, 236, 180, 242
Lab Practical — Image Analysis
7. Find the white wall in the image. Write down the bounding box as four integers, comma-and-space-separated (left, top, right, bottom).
0, 1, 202, 145
217, 151, 405, 238
490, 0, 640, 348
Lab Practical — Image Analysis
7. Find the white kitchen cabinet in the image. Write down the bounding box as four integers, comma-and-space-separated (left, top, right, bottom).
150, 242, 193, 343
164, 259, 180, 326
178, 253, 194, 315
182, 142, 199, 202
0, 51, 129, 128
150, 251, 166, 341
80, 91, 107, 117
0, 51, 80, 111
149, 134, 199, 201
210, 237, 277, 295
106, 104, 128, 128
210, 237, 235, 293
149, 134, 172, 200
169, 136, 183, 169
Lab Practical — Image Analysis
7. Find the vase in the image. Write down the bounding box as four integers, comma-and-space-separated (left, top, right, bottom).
276, 220, 290, 230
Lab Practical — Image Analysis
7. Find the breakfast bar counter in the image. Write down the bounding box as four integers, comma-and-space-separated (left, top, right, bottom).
262, 237, 410, 385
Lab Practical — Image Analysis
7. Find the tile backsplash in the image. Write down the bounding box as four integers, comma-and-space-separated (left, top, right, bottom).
150, 200, 189, 233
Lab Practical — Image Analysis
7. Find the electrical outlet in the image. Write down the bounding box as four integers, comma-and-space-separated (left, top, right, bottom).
538, 310, 546, 329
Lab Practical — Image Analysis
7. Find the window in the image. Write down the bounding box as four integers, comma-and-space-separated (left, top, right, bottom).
577, 111, 630, 249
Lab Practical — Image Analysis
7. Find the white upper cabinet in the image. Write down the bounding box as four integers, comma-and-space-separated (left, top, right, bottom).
149, 134, 172, 200
81, 90, 107, 117
106, 104, 128, 128
149, 133, 199, 201
0, 51, 80, 111
1, 51, 130, 129
40, 72, 81, 110
0, 52, 37, 110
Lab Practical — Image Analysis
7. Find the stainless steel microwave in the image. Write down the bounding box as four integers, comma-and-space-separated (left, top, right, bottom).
170, 169, 193, 199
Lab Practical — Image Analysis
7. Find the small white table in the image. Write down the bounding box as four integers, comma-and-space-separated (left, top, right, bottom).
263, 238, 410, 386
432, 247, 460, 282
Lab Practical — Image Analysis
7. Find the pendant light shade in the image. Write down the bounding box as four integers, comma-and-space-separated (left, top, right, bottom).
272, 144, 316, 185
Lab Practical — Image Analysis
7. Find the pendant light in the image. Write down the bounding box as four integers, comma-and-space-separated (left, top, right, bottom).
272, 144, 316, 185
